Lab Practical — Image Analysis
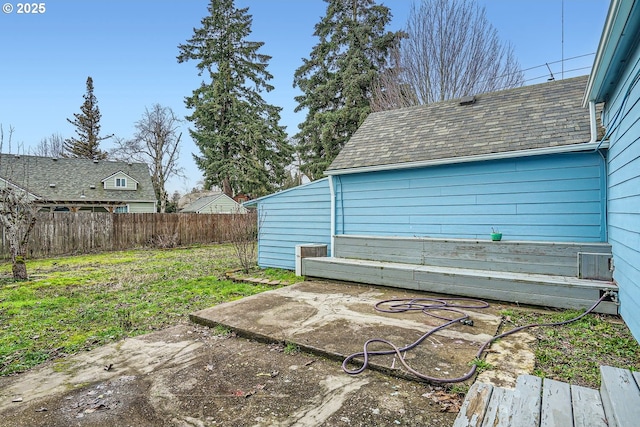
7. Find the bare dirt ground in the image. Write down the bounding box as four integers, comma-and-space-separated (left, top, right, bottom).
1, 280, 544, 426
0, 324, 458, 427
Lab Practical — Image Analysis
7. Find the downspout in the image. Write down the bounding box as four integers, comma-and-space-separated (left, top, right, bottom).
590, 100, 608, 242
589, 101, 598, 144
329, 175, 336, 258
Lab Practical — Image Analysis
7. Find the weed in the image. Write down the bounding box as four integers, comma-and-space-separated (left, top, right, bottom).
259, 268, 299, 283
283, 342, 299, 355
116, 307, 133, 331
448, 383, 469, 395
469, 357, 493, 373
533, 369, 545, 378
212, 324, 232, 336
149, 232, 179, 249
503, 309, 640, 388
230, 267, 300, 285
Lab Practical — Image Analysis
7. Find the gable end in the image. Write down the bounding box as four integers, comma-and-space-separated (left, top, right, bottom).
101, 171, 139, 191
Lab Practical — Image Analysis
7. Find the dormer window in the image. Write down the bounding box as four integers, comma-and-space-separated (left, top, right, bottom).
102, 171, 138, 190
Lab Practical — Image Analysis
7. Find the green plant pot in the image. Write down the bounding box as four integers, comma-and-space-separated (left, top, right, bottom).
491, 233, 502, 241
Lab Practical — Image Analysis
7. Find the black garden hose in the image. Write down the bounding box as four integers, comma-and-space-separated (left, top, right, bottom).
342, 293, 612, 383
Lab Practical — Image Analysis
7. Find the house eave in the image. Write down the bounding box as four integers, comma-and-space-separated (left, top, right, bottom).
325, 141, 609, 176
36, 199, 155, 205
243, 178, 329, 206
584, 0, 640, 105
0, 177, 42, 200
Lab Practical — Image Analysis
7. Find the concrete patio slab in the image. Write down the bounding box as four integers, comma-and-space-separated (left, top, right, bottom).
0, 280, 535, 427
191, 280, 504, 383
0, 324, 459, 426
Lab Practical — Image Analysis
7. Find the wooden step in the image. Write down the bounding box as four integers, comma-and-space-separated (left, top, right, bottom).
452, 382, 494, 427
333, 235, 613, 279
302, 257, 618, 314
482, 386, 514, 427
511, 375, 542, 427
599, 366, 640, 427
454, 367, 634, 427
540, 378, 571, 427
570, 385, 607, 427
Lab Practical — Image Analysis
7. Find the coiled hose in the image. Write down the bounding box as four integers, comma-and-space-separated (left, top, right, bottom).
342, 293, 612, 383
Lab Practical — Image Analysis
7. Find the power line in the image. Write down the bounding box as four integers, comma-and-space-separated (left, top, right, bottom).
523, 66, 592, 84
474, 53, 596, 87
520, 52, 595, 73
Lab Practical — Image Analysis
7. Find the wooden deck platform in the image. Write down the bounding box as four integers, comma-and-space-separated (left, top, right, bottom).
301, 235, 618, 314
454, 366, 640, 427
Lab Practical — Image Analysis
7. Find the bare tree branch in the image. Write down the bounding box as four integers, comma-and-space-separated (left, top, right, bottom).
31, 133, 66, 158
0, 125, 39, 280
228, 210, 262, 273
370, 44, 419, 112
110, 104, 185, 213
371, 0, 524, 111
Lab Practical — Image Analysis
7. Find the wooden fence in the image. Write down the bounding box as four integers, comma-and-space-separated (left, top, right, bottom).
0, 212, 256, 260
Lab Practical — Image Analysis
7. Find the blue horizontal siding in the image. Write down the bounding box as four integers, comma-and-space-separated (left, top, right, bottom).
256, 179, 331, 270
598, 41, 640, 341
335, 152, 606, 242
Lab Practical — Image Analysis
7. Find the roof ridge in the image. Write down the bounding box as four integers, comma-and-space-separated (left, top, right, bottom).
329, 76, 593, 173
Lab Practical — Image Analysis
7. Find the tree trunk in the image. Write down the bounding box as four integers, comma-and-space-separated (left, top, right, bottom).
159, 188, 167, 213
222, 177, 233, 198
11, 253, 28, 280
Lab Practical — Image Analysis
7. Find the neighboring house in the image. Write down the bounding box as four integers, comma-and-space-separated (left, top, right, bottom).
181, 193, 247, 214
0, 154, 157, 213
584, 0, 640, 340
251, 76, 607, 270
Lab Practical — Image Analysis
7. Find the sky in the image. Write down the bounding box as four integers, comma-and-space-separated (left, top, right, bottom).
0, 0, 610, 195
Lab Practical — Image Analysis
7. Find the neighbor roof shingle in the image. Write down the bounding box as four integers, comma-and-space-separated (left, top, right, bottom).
327, 76, 600, 172
181, 193, 224, 212
0, 154, 156, 203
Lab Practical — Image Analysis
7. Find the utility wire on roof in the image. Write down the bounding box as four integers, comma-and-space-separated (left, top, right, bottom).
519, 53, 595, 73
546, 63, 555, 81
524, 66, 592, 85
472, 52, 596, 87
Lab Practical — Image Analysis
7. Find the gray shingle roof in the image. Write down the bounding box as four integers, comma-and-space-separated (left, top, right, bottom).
327, 76, 599, 172
0, 154, 156, 203
181, 193, 225, 212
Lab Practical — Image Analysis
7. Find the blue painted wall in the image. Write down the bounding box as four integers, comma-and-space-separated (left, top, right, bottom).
255, 178, 331, 270
334, 152, 606, 242
601, 45, 640, 341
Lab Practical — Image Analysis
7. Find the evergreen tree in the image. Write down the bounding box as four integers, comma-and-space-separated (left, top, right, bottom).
64, 76, 111, 159
293, 0, 404, 180
177, 0, 292, 198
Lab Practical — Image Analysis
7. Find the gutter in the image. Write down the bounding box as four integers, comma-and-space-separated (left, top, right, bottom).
589, 101, 608, 243
583, 0, 640, 107
325, 141, 609, 177
583, 0, 623, 106
329, 175, 335, 258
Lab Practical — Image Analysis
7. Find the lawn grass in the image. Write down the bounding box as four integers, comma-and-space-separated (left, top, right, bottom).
2, 246, 639, 390
501, 308, 640, 388
0, 244, 300, 376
